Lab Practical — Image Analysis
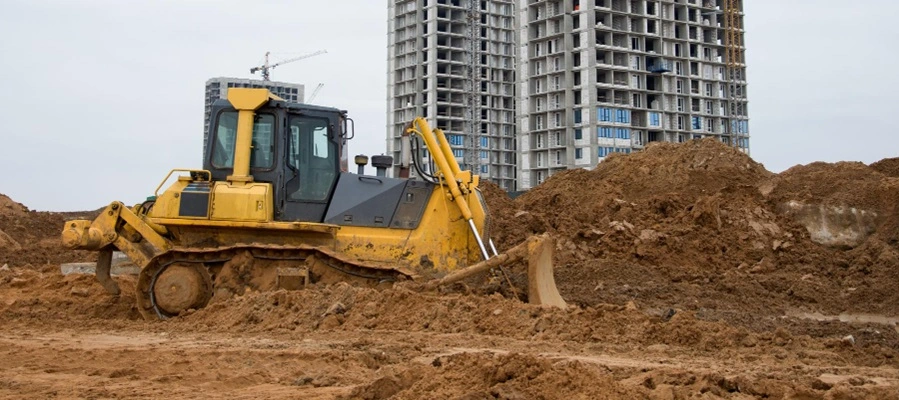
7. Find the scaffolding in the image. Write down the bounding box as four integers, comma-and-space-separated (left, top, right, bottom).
723, 0, 746, 149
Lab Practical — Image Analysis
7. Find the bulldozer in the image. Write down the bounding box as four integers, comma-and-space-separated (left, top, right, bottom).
61, 88, 565, 320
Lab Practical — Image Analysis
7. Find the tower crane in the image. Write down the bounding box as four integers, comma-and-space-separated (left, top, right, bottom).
307, 83, 324, 103
250, 49, 327, 81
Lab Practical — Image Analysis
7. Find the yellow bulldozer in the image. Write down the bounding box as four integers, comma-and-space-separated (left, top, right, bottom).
61, 88, 564, 319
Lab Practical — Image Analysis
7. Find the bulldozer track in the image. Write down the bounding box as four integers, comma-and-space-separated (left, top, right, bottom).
135, 244, 411, 320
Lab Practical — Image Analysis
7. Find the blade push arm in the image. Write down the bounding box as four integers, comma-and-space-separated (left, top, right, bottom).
61, 202, 172, 294
405, 117, 490, 260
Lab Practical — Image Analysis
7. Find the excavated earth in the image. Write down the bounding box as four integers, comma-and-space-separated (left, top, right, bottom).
1, 140, 898, 399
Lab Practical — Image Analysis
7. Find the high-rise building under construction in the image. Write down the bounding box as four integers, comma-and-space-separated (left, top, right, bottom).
386, 0, 519, 190
386, 0, 748, 191
517, 0, 748, 189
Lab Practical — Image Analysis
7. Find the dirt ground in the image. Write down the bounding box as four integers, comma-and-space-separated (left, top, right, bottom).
1, 140, 898, 399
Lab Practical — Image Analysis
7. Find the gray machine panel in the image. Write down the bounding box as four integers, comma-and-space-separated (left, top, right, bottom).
325, 173, 406, 228
324, 174, 434, 229
391, 180, 433, 229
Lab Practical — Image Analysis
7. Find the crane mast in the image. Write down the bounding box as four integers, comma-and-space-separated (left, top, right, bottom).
723, 0, 746, 150
465, 0, 482, 174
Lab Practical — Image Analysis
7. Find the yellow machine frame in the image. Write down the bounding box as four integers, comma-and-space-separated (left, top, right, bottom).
61, 88, 565, 318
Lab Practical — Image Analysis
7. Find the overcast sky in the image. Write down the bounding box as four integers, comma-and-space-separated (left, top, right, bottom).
1, 0, 897, 211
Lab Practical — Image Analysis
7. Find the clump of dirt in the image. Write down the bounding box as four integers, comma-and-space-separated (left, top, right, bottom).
0, 229, 21, 253
0, 193, 99, 267
0, 196, 135, 323
871, 157, 899, 178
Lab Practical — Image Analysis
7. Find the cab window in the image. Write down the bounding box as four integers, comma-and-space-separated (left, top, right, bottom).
211, 111, 275, 169
287, 116, 336, 201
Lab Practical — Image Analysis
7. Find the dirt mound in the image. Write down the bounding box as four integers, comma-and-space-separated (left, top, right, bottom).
345, 351, 645, 400
568, 138, 769, 199
767, 162, 896, 212
0, 228, 22, 252
765, 162, 899, 245
479, 139, 899, 320
0, 194, 98, 267
1, 245, 897, 398
346, 348, 893, 400
478, 181, 517, 243
2, 144, 899, 398
758, 162, 899, 316
0, 194, 28, 217
495, 138, 773, 248
871, 157, 899, 178
0, 264, 140, 325
171, 282, 898, 369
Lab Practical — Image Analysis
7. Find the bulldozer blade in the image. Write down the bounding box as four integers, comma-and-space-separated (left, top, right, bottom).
525, 234, 566, 308
427, 234, 566, 308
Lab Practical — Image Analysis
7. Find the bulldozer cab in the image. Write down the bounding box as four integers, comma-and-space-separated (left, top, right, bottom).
204, 95, 347, 222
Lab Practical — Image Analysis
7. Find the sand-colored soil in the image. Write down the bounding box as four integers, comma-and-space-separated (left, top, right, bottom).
1, 141, 897, 399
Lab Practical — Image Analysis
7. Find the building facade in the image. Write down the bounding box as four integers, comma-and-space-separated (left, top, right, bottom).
203, 77, 304, 155
517, 0, 748, 189
386, 0, 519, 190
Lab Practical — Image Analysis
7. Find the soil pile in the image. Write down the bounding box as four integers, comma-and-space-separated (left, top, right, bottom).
344, 351, 646, 399
1, 140, 898, 398
1, 268, 895, 398
0, 195, 27, 254
175, 283, 898, 370
871, 157, 899, 178
0, 264, 140, 325
765, 161, 899, 246
484, 139, 899, 319
766, 161, 897, 218
0, 194, 28, 218
345, 348, 888, 400
477, 181, 516, 241
493, 138, 776, 249
0, 194, 98, 267
760, 161, 899, 316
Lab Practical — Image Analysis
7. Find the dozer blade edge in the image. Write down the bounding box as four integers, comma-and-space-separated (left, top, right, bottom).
427, 234, 566, 308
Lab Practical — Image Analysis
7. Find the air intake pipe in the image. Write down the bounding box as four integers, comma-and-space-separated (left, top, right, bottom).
371, 155, 393, 177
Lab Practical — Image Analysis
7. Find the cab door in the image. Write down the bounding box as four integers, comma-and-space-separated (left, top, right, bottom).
278, 112, 340, 222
